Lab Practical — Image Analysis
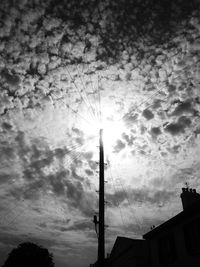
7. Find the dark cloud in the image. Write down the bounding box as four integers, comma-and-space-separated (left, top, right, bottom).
194, 126, 200, 137
65, 180, 83, 204
37, 222, 47, 229
140, 124, 147, 135
64, 179, 97, 217
170, 100, 194, 116
58, 220, 93, 232
1, 122, 13, 131
0, 144, 15, 162
142, 108, 154, 120
88, 160, 97, 170
4, 132, 96, 210
171, 81, 180, 91
83, 151, 93, 160
23, 180, 45, 200
164, 116, 192, 135
123, 113, 138, 127
72, 127, 84, 136
131, 150, 135, 155
71, 168, 84, 181
9, 165, 96, 216
152, 99, 162, 109
54, 147, 70, 160
49, 171, 67, 196
139, 150, 146, 155
15, 132, 31, 163
121, 132, 136, 146
85, 169, 93, 176
1, 69, 21, 89
75, 137, 84, 146
107, 187, 174, 207
0, 173, 13, 184
167, 145, 181, 154
113, 139, 126, 153
46, 0, 199, 62
150, 127, 162, 139
106, 190, 126, 207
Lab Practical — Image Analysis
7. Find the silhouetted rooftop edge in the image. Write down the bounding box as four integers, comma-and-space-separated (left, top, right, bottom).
143, 198, 200, 239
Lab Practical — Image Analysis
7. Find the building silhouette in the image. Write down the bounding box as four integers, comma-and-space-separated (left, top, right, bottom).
106, 237, 149, 267
143, 187, 200, 267
91, 187, 200, 267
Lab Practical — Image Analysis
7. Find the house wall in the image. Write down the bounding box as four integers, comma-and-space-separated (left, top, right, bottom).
108, 242, 148, 267
148, 213, 200, 267
108, 252, 147, 267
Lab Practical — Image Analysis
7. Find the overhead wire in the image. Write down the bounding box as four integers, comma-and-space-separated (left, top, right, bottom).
0, 59, 102, 232
66, 137, 97, 167
107, 161, 127, 234
66, 148, 89, 167
66, 142, 93, 155
118, 84, 168, 123
88, 70, 101, 123
62, 51, 100, 124
120, 88, 164, 123
97, 74, 102, 124
76, 64, 99, 122
67, 148, 90, 166
51, 58, 104, 128
0, 201, 23, 226
82, 40, 102, 124
65, 134, 97, 152
6, 208, 25, 228
109, 158, 144, 235
65, 103, 93, 126
0, 199, 26, 228
51, 91, 93, 126
65, 65, 97, 122
116, 177, 143, 233
50, 94, 99, 164
45, 24, 171, 241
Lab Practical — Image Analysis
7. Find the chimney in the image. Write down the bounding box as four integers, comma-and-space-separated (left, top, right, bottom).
180, 187, 200, 210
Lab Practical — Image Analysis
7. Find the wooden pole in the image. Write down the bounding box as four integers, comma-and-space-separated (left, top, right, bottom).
98, 128, 105, 266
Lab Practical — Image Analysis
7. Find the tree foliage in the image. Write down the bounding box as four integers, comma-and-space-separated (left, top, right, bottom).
2, 242, 54, 267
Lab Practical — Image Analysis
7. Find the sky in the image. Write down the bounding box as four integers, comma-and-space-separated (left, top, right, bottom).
0, 0, 200, 266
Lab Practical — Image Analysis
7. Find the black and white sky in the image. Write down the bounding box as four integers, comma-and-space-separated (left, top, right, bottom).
0, 0, 200, 266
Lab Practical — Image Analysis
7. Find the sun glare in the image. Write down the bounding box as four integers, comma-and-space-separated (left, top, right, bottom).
79, 113, 125, 156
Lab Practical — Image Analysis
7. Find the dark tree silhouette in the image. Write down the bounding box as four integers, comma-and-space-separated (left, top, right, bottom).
2, 242, 54, 267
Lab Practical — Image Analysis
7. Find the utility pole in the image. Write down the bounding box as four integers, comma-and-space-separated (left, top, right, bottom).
98, 128, 105, 267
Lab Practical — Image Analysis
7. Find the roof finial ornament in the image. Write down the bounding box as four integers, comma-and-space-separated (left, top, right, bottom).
185, 182, 189, 189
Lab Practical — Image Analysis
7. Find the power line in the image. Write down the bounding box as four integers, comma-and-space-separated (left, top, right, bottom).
108, 163, 127, 234
65, 66, 97, 123
76, 64, 99, 122
1, 200, 26, 228
116, 177, 143, 233
119, 85, 168, 123
97, 74, 102, 124
66, 138, 97, 168
51, 92, 93, 126
88, 72, 101, 123
82, 47, 102, 124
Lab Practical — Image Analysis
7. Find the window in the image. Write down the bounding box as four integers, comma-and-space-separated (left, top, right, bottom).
158, 232, 176, 265
184, 217, 200, 255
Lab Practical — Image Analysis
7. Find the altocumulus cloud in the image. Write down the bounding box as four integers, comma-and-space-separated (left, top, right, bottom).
0, 0, 200, 266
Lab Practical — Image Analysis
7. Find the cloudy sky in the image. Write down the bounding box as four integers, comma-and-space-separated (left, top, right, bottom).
0, 0, 200, 266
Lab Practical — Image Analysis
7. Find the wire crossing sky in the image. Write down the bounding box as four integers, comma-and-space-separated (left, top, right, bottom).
0, 0, 200, 266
